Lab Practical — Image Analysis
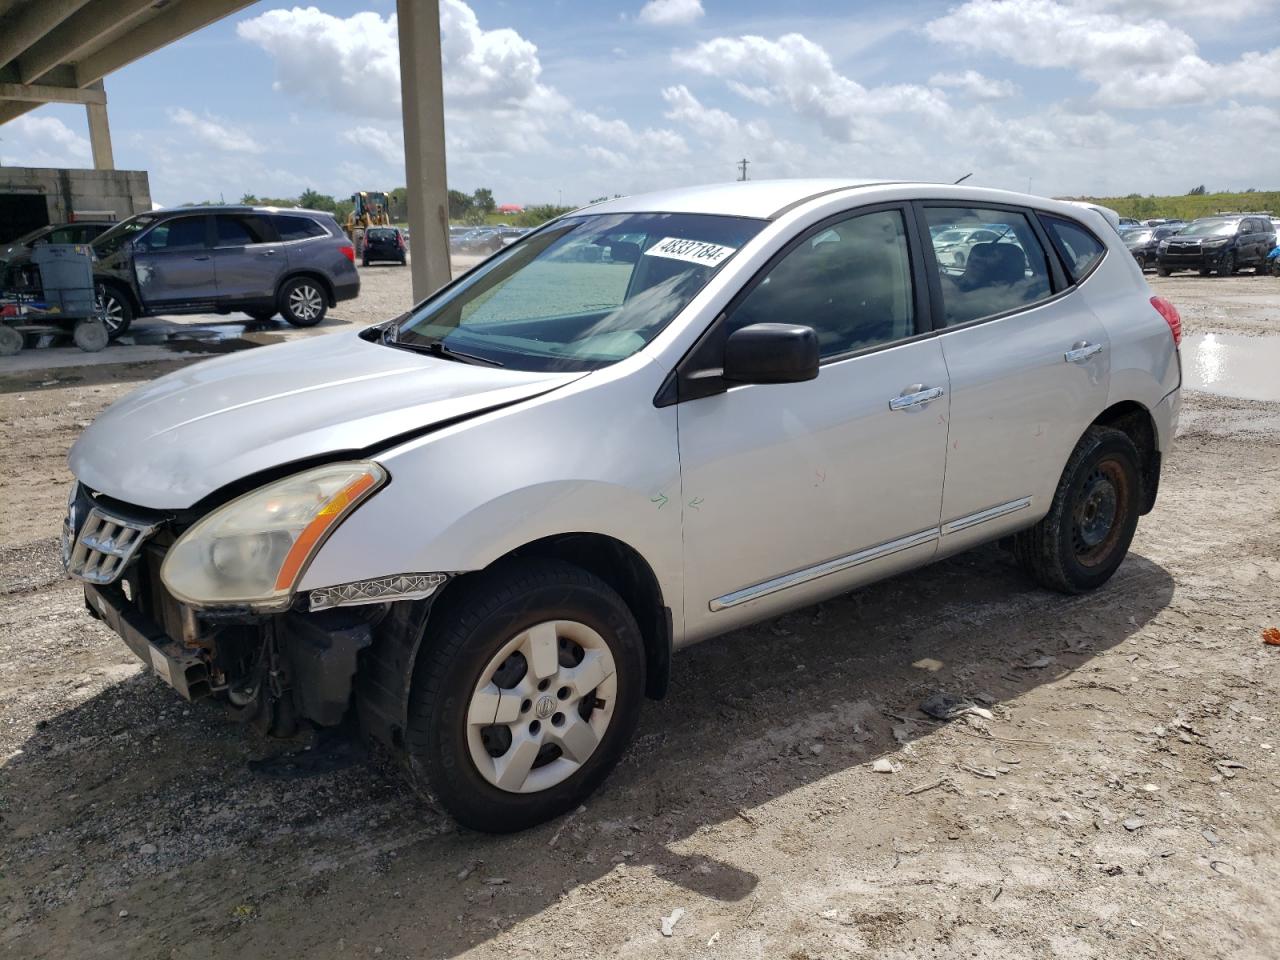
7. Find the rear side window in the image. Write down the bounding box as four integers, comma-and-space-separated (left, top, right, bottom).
923, 206, 1052, 326
275, 215, 326, 241
1041, 215, 1106, 282
730, 208, 916, 358
214, 214, 275, 247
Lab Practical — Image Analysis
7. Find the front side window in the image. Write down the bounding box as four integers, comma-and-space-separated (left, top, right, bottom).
729, 208, 916, 358
1042, 215, 1106, 281
392, 212, 764, 372
924, 206, 1052, 326
143, 216, 207, 251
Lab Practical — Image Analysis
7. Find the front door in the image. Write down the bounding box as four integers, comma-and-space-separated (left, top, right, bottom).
918, 203, 1112, 555
133, 214, 215, 306
678, 205, 950, 642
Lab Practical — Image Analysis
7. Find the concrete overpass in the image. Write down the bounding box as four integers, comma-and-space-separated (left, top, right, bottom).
0, 0, 451, 297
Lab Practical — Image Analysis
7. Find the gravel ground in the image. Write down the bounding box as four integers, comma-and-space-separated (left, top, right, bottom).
0, 270, 1278, 959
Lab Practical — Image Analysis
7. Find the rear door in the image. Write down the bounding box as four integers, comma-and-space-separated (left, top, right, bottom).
211, 212, 283, 302
133, 214, 216, 306
917, 202, 1111, 556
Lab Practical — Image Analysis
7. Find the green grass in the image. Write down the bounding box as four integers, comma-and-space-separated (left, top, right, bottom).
1073, 191, 1279, 222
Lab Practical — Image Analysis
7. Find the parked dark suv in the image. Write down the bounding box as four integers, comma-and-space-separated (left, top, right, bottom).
1124, 224, 1182, 271
361, 226, 407, 266
1156, 216, 1277, 277
91, 207, 360, 337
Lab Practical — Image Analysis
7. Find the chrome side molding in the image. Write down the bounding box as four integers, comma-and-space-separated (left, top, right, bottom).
941, 496, 1032, 535
709, 528, 939, 611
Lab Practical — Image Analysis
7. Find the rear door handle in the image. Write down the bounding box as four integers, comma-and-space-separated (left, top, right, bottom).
1065, 341, 1104, 363
889, 385, 944, 411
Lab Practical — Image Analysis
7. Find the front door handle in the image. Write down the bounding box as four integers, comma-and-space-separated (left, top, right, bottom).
889, 385, 945, 411
1065, 341, 1104, 363
192, 255, 211, 261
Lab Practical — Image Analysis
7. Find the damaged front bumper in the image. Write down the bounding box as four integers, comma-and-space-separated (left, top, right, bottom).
64, 483, 447, 732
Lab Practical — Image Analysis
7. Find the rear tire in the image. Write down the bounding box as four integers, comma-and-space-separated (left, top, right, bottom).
0, 325, 22, 356
1156, 264, 1170, 277
1015, 426, 1142, 594
95, 283, 134, 339
402, 559, 645, 833
278, 277, 327, 327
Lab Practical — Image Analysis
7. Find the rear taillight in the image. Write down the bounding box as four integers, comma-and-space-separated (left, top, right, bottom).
340, 243, 355, 263
1151, 295, 1181, 346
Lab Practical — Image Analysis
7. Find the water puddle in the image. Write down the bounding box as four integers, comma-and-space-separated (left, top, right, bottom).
1181, 333, 1280, 402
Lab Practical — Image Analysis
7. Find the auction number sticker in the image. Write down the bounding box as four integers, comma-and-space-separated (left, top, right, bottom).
644, 237, 737, 267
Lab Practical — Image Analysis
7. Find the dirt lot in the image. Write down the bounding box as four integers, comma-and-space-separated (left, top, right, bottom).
1, 269, 1278, 959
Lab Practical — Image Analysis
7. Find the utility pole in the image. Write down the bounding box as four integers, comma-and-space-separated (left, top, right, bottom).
737, 158, 750, 181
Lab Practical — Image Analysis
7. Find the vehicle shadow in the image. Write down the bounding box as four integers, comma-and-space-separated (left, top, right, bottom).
1, 545, 1174, 958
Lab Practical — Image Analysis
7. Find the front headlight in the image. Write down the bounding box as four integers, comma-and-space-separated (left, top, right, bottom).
1202, 238, 1229, 248
1158, 240, 1170, 251
162, 462, 386, 610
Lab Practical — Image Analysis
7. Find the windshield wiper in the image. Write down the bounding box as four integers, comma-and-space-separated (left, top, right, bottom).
383, 329, 504, 367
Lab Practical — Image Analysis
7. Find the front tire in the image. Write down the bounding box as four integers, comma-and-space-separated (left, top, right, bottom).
95, 283, 134, 338
1218, 252, 1235, 276
1015, 426, 1142, 594
278, 277, 327, 327
403, 559, 645, 833
1156, 264, 1171, 277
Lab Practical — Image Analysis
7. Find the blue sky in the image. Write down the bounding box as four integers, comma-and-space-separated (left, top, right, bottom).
1, 0, 1277, 207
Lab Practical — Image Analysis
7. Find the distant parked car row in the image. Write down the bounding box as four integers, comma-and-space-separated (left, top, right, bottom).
448, 224, 531, 255
1120, 214, 1278, 277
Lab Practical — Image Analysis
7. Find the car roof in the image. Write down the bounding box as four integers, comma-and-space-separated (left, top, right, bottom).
581, 179, 895, 220
156, 205, 334, 217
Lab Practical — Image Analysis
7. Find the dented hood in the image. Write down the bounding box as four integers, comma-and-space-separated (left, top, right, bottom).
69, 330, 584, 509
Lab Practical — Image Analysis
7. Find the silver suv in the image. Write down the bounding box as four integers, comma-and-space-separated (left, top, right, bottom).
90, 206, 361, 338
64, 180, 1181, 831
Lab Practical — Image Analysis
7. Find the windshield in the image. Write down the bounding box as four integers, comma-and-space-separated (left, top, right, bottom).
391, 212, 765, 372
93, 214, 159, 255
1179, 220, 1236, 238
1126, 230, 1154, 244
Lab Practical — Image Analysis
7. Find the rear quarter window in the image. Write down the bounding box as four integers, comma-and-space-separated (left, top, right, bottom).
1040, 215, 1106, 283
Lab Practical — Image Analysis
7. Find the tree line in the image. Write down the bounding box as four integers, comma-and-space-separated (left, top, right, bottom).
219, 187, 573, 228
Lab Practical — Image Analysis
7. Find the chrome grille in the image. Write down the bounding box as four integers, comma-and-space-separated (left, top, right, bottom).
64, 506, 157, 585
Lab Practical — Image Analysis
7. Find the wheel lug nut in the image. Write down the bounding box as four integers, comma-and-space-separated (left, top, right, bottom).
552, 712, 565, 727
557, 686, 570, 700
529, 720, 541, 735
537, 679, 550, 692
520, 699, 531, 714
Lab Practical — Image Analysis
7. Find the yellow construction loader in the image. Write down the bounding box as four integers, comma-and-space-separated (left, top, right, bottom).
345, 191, 392, 253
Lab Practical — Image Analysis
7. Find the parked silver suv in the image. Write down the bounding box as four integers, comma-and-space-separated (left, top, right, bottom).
64, 180, 1181, 831
90, 206, 360, 338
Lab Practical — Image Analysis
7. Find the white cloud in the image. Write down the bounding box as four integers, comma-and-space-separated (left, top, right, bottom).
925, 0, 1280, 107
928, 69, 1018, 100
1072, 0, 1272, 21
340, 125, 403, 167
673, 32, 950, 143
637, 0, 705, 26
168, 108, 263, 154
0, 114, 91, 167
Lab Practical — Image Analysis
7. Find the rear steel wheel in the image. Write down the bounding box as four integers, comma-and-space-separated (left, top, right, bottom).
1016, 426, 1142, 594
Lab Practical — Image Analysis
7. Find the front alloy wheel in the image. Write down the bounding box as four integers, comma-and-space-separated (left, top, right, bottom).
398, 558, 645, 832
1218, 251, 1235, 276
468, 620, 617, 794
94, 284, 133, 338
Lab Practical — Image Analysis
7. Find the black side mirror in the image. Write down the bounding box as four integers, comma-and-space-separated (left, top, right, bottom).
723, 323, 819, 385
